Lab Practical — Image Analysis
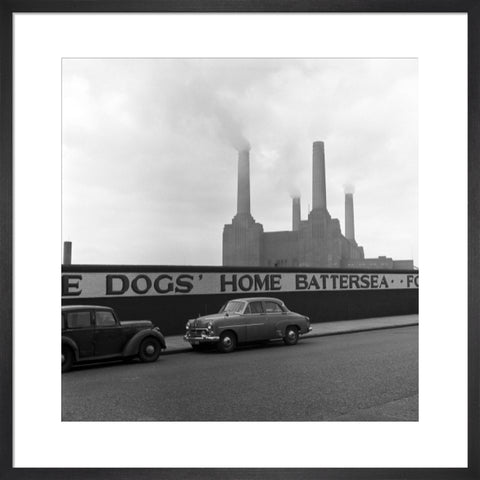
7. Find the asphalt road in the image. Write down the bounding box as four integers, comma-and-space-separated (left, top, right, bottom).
62, 326, 418, 421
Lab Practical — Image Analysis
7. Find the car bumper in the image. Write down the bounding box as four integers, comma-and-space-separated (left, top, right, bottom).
184, 334, 220, 344
298, 326, 312, 336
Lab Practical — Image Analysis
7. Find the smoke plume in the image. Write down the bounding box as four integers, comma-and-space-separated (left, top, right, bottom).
176, 72, 251, 152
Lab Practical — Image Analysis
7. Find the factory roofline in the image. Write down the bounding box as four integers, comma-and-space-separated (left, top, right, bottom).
62, 264, 418, 274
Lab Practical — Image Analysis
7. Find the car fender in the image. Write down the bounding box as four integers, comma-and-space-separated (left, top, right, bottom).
274, 319, 290, 335
275, 318, 304, 335
122, 329, 166, 357
216, 317, 247, 343
62, 336, 79, 361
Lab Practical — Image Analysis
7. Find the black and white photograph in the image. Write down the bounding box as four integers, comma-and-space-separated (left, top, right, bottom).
6, 9, 474, 476
61, 57, 419, 422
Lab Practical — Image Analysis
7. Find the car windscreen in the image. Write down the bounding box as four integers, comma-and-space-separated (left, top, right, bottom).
221, 301, 245, 314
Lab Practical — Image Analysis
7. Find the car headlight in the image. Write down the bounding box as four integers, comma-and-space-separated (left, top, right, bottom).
207, 322, 213, 332
185, 323, 190, 330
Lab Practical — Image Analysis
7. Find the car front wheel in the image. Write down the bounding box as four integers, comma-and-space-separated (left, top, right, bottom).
62, 345, 73, 372
217, 331, 236, 353
138, 337, 161, 362
283, 326, 299, 346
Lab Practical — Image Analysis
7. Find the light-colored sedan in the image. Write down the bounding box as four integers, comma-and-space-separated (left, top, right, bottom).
184, 297, 311, 353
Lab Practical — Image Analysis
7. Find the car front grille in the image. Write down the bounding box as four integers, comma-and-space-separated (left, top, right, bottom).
188, 328, 208, 337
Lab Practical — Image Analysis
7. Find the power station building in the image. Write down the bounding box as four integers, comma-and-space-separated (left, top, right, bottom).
223, 141, 414, 269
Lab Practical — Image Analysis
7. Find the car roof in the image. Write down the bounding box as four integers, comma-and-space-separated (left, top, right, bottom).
62, 305, 113, 311
230, 297, 285, 304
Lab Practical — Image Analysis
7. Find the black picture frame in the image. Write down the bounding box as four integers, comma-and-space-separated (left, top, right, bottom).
1, 1, 478, 479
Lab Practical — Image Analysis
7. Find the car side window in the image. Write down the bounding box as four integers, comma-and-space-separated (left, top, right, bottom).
264, 302, 283, 313
249, 301, 264, 314
95, 311, 116, 327
66, 311, 91, 329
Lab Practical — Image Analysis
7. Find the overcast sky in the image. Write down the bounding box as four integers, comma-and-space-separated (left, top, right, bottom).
62, 58, 418, 267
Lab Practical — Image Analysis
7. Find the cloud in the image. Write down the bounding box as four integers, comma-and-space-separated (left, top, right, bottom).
62, 58, 418, 266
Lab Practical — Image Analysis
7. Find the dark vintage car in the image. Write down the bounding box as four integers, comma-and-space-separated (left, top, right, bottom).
61, 305, 166, 372
184, 297, 311, 353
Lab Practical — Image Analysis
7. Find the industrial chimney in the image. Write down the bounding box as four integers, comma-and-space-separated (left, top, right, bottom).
63, 241, 72, 265
345, 192, 355, 241
292, 197, 301, 231
237, 149, 251, 215
312, 141, 327, 210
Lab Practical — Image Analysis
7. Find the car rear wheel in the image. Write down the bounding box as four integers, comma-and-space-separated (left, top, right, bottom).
217, 331, 236, 353
138, 337, 161, 362
283, 326, 299, 346
62, 345, 73, 373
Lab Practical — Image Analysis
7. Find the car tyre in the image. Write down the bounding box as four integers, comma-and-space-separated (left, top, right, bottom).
62, 345, 73, 373
217, 331, 236, 353
138, 337, 161, 362
283, 326, 299, 346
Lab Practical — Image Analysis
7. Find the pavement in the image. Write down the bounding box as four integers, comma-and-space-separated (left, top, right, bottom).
163, 314, 418, 354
